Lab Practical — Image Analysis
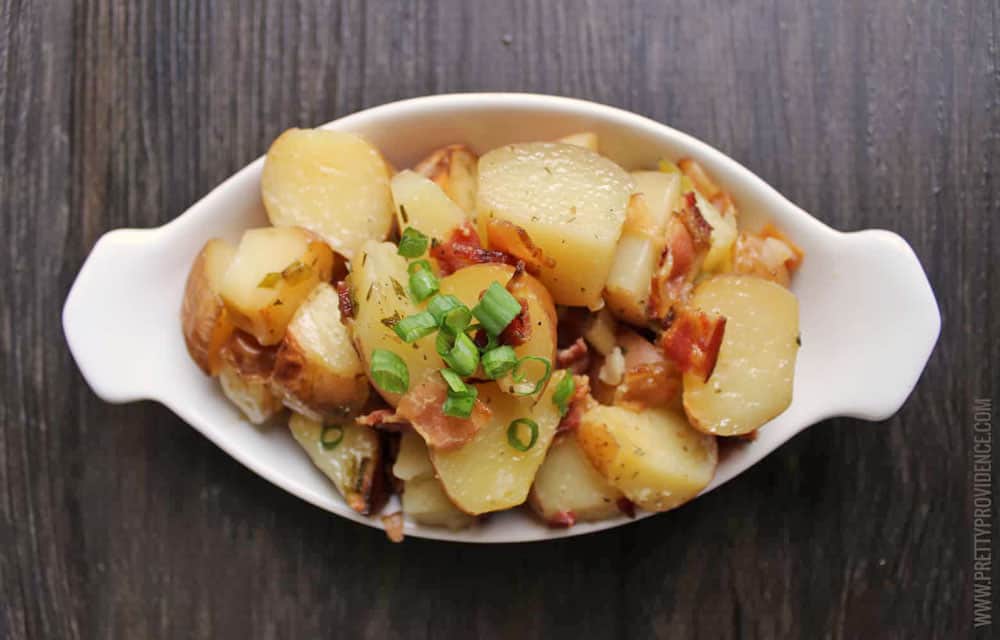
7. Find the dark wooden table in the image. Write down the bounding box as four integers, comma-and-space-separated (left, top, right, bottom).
2, 1, 996, 638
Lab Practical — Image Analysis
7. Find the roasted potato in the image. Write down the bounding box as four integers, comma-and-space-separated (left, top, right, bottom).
430, 371, 568, 515
556, 131, 599, 152
413, 144, 479, 213
262, 128, 395, 259
219, 227, 335, 346
271, 283, 369, 420
603, 194, 663, 326
181, 238, 236, 375
391, 170, 468, 241
476, 142, 634, 308
577, 404, 717, 512
529, 433, 624, 524
349, 241, 439, 405
393, 430, 474, 530
682, 275, 799, 436
288, 412, 384, 515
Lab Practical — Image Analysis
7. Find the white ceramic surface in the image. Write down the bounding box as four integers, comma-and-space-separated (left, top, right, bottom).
63, 93, 941, 543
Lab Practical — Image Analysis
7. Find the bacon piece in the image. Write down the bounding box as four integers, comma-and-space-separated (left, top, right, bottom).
615, 363, 681, 410
556, 375, 591, 435
395, 375, 491, 450
429, 223, 519, 275
678, 158, 722, 201
355, 408, 408, 432
548, 511, 576, 528
617, 497, 636, 518
335, 280, 355, 320
381, 512, 405, 543
498, 298, 531, 347
486, 219, 555, 274
759, 223, 804, 271
659, 307, 726, 381
647, 195, 711, 323
556, 338, 590, 375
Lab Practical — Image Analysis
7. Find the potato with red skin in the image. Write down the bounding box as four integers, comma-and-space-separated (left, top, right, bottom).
181, 239, 236, 375
217, 330, 282, 424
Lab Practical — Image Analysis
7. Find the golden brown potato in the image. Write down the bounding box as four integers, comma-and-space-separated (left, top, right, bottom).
181, 238, 236, 375
577, 404, 717, 512
393, 430, 474, 530
556, 131, 599, 152
288, 412, 384, 515
476, 142, 634, 308
682, 275, 799, 436
391, 170, 468, 241
689, 190, 737, 273
271, 283, 369, 421
219, 227, 335, 346
413, 144, 479, 213
529, 433, 624, 525
261, 128, 395, 260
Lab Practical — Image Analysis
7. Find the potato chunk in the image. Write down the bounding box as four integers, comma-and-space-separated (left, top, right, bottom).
262, 129, 394, 259
476, 142, 634, 307
578, 405, 717, 512
430, 371, 568, 515
556, 131, 599, 152
529, 434, 624, 525
413, 144, 479, 213
631, 170, 682, 232
603, 194, 665, 326
392, 429, 435, 481
349, 241, 439, 406
219, 227, 335, 346
271, 283, 369, 420
181, 239, 236, 375
288, 412, 383, 515
393, 430, 474, 530
682, 275, 799, 436
391, 170, 468, 240
218, 360, 282, 424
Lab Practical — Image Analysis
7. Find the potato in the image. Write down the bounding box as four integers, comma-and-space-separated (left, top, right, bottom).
631, 170, 682, 231
430, 371, 568, 515
413, 144, 479, 213
218, 360, 282, 424
476, 142, 634, 308
690, 190, 737, 273
262, 128, 394, 259
403, 477, 476, 530
391, 170, 468, 241
271, 283, 369, 420
682, 275, 799, 436
556, 131, 599, 152
219, 227, 335, 346
582, 308, 619, 357
577, 404, 717, 512
349, 241, 439, 406
529, 434, 624, 524
393, 429, 435, 481
288, 412, 383, 515
603, 195, 662, 326
181, 239, 236, 375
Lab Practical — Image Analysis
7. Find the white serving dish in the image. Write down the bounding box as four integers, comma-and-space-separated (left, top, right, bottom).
63, 93, 940, 542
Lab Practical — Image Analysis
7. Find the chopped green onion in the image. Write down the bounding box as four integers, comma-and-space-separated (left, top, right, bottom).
393, 311, 438, 343
407, 259, 433, 275
409, 267, 439, 302
257, 271, 282, 288
442, 331, 480, 377
398, 227, 429, 257
510, 356, 552, 396
281, 260, 311, 285
320, 424, 345, 450
371, 349, 409, 394
427, 295, 464, 324
471, 282, 522, 336
443, 306, 472, 334
481, 346, 518, 379
436, 330, 455, 357
439, 368, 470, 395
552, 373, 575, 416
507, 418, 539, 451
443, 388, 477, 418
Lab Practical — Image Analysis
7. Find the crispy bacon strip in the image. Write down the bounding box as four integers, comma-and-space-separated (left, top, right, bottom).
617, 498, 637, 518
556, 338, 590, 375
395, 375, 490, 450
556, 375, 591, 435
486, 219, 555, 274
355, 408, 408, 432
659, 307, 726, 381
759, 223, 804, 271
648, 194, 712, 323
430, 223, 519, 275
498, 298, 531, 347
615, 363, 681, 411
335, 280, 355, 320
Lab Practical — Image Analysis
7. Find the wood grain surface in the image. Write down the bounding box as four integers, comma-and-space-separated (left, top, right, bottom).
1, 1, 997, 638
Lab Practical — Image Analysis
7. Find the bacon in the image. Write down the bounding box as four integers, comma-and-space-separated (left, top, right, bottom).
355, 408, 408, 432
498, 298, 531, 347
759, 223, 804, 271
395, 375, 491, 450
659, 307, 726, 381
556, 375, 591, 435
335, 280, 355, 320
614, 363, 681, 410
616, 497, 637, 518
486, 220, 554, 274
429, 223, 519, 275
547, 511, 576, 528
648, 195, 711, 323
556, 338, 590, 375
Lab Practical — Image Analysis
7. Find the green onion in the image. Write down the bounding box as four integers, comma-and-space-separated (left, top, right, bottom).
443, 389, 477, 418
320, 424, 345, 450
481, 345, 517, 379
443, 306, 471, 334
407, 259, 433, 275
398, 227, 429, 257
409, 267, 439, 302
509, 356, 552, 396
442, 331, 479, 377
439, 368, 470, 395
436, 330, 455, 357
281, 260, 311, 285
507, 418, 539, 451
471, 282, 522, 336
427, 294, 464, 324
393, 311, 438, 343
371, 349, 409, 394
552, 373, 575, 416
257, 272, 282, 288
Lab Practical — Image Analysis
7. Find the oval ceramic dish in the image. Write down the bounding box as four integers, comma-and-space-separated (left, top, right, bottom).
63, 94, 941, 542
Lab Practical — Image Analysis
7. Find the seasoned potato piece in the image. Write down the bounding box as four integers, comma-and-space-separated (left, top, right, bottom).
262, 129, 394, 259
556, 131, 599, 152
349, 241, 439, 406
529, 434, 624, 525
272, 283, 369, 420
219, 227, 335, 346
181, 239, 236, 375
690, 190, 737, 273
578, 405, 717, 512
219, 360, 282, 424
390, 170, 468, 240
683, 275, 799, 436
288, 412, 383, 515
393, 429, 435, 481
604, 195, 663, 326
477, 142, 634, 307
632, 171, 682, 231
583, 308, 619, 357
430, 371, 568, 515
403, 477, 476, 530
413, 144, 479, 213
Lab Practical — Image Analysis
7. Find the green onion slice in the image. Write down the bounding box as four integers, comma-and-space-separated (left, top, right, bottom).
409, 267, 439, 302
436, 330, 455, 357
481, 345, 518, 379
552, 373, 575, 416
442, 306, 471, 334
442, 331, 479, 377
442, 390, 477, 418
509, 356, 552, 396
393, 311, 438, 343
427, 294, 464, 324
320, 424, 345, 450
407, 259, 433, 275
507, 418, 539, 451
371, 349, 409, 394
398, 227, 429, 258
471, 282, 522, 336
257, 272, 282, 288
439, 368, 471, 395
